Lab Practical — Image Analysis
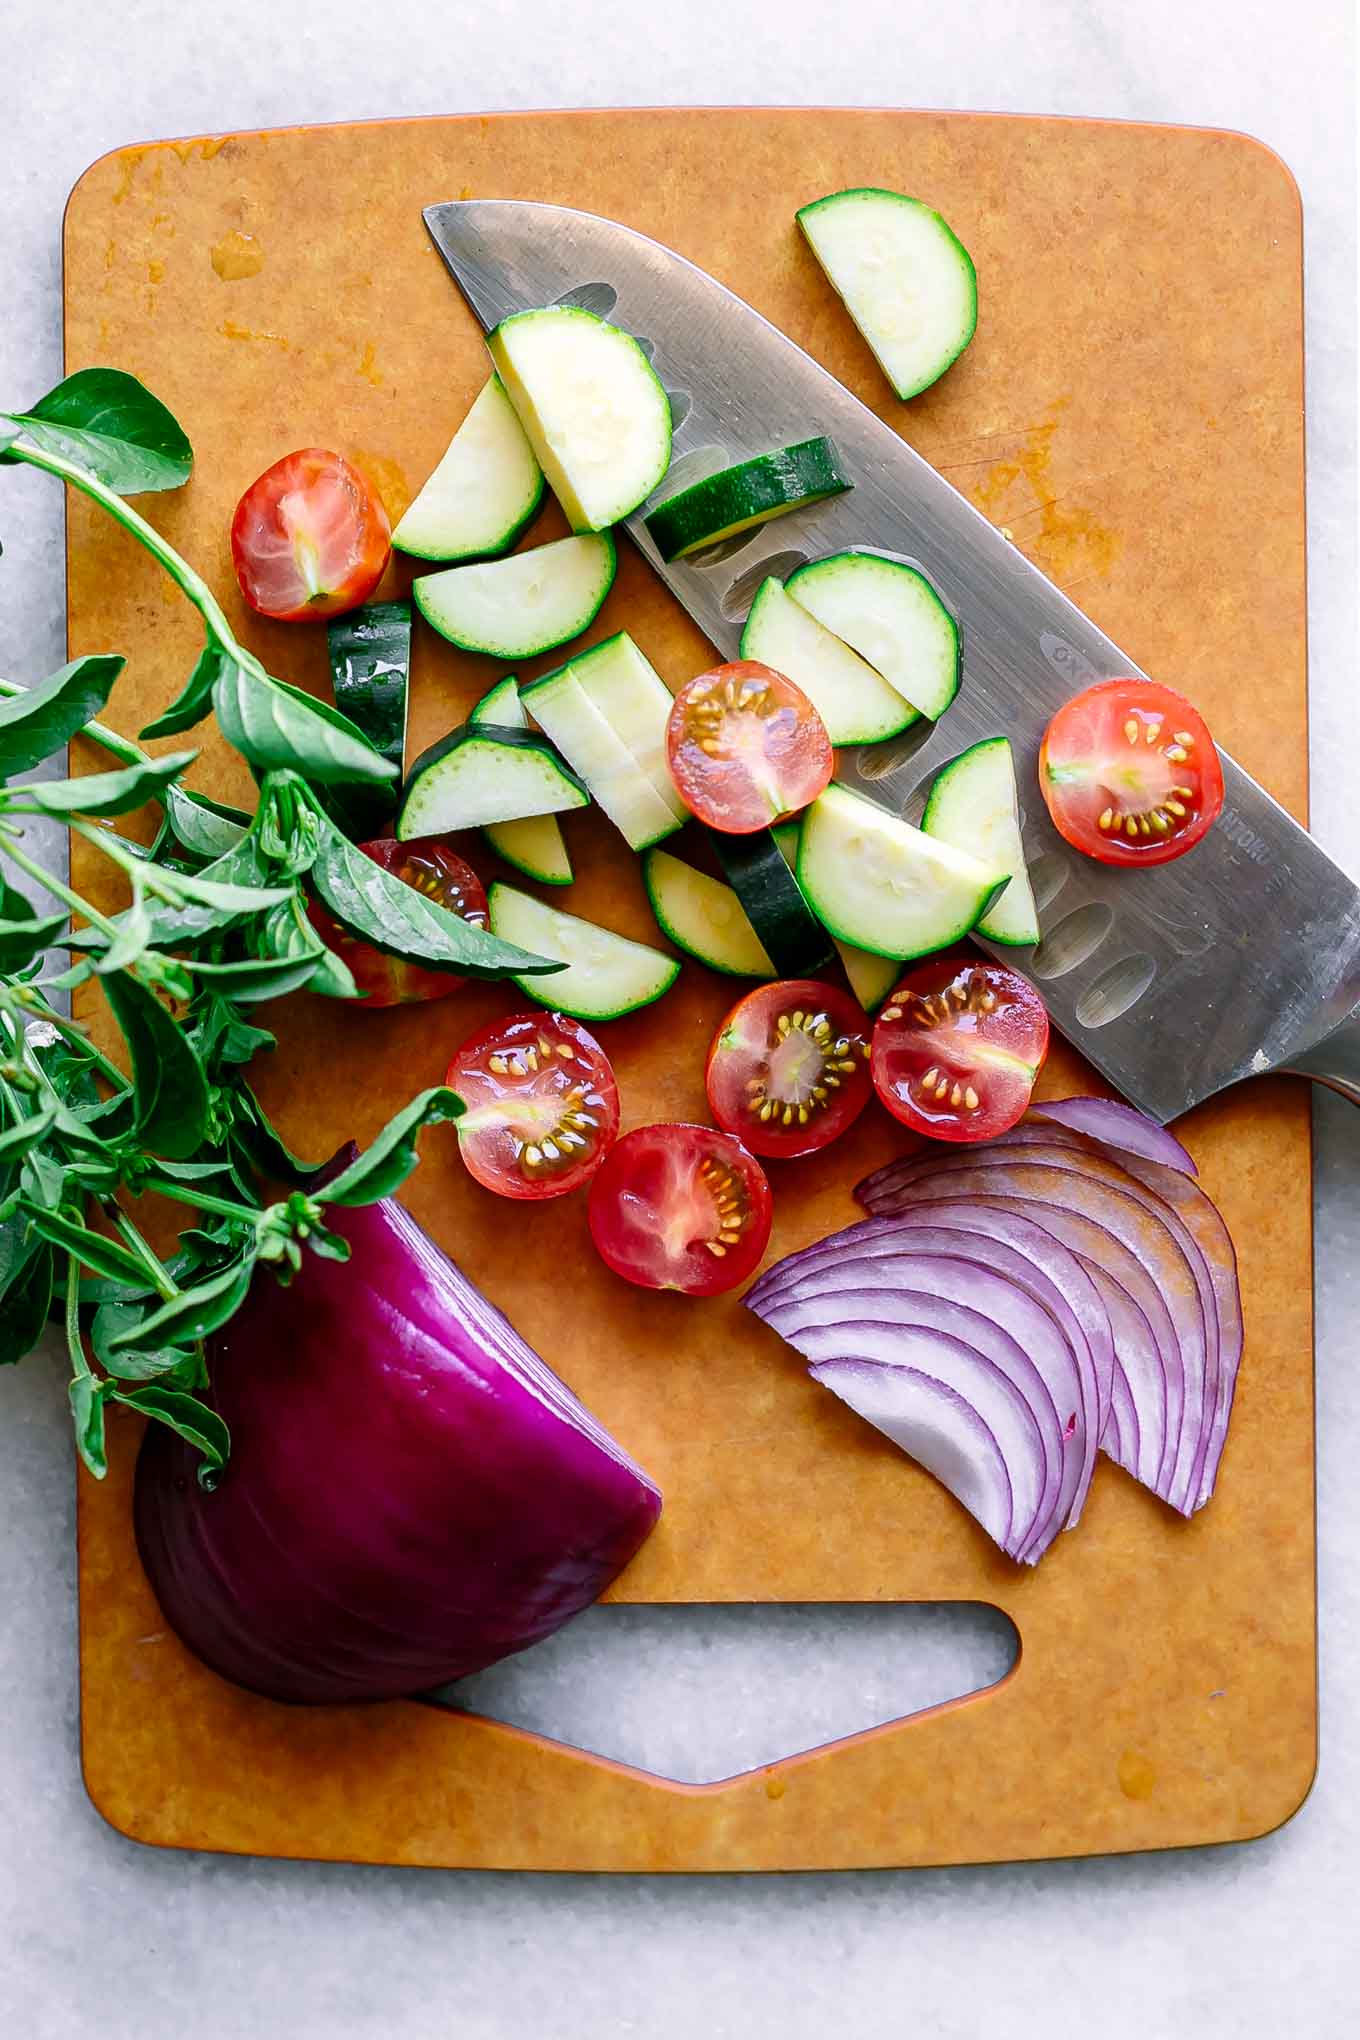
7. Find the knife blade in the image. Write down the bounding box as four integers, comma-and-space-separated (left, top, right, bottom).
423, 198, 1360, 1122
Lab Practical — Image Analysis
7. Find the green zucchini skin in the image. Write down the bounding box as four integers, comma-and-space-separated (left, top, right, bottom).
707, 827, 835, 979
488, 882, 681, 1022
644, 437, 851, 563
324, 601, 412, 838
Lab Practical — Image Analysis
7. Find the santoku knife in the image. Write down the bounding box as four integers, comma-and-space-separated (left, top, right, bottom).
423, 198, 1360, 1123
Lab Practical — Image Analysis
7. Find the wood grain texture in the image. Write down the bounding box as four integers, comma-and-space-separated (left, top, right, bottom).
64, 108, 1313, 1871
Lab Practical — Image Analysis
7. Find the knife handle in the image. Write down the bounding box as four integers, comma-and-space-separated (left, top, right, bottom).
1281, 1001, 1360, 1107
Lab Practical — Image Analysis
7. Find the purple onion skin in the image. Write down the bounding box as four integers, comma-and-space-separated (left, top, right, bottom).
134, 1194, 661, 1706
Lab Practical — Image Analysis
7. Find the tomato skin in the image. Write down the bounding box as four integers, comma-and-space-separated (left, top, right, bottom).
1039, 678, 1224, 867
665, 660, 833, 833
306, 838, 486, 1007
445, 1012, 620, 1202
871, 956, 1049, 1143
231, 448, 391, 622
587, 1124, 773, 1296
705, 979, 871, 1159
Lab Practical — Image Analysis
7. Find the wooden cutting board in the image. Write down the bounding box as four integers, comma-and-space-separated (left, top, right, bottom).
63, 108, 1313, 1871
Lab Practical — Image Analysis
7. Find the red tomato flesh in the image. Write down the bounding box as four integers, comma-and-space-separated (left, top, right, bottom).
1039, 678, 1224, 867
231, 448, 391, 622
871, 956, 1049, 1143
445, 1012, 620, 1202
587, 1124, 772, 1295
306, 838, 485, 1007
705, 979, 872, 1160
665, 660, 833, 833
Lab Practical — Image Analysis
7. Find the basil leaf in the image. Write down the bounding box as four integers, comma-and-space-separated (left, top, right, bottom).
108, 1382, 230, 1473
0, 1206, 38, 1296
132, 826, 283, 949
0, 1242, 52, 1365
68, 1373, 110, 1478
213, 662, 397, 788
316, 1086, 464, 1206
20, 1206, 150, 1285
91, 1300, 195, 1382
102, 970, 210, 1158
233, 1085, 323, 1185
164, 783, 251, 860
8, 749, 196, 817
20, 1147, 68, 1209
0, 1101, 60, 1162
186, 952, 325, 1002
253, 892, 358, 1002
92, 883, 152, 975
107, 1254, 254, 1351
0, 656, 125, 775
150, 865, 295, 915
140, 644, 230, 742
310, 814, 562, 980
0, 900, 69, 970
0, 369, 192, 495
187, 994, 274, 1071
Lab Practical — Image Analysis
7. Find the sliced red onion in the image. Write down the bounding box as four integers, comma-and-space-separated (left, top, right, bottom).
756, 1277, 1063, 1560
135, 1183, 661, 1704
1108, 1151, 1243, 1509
750, 1213, 1104, 1540
1028, 1097, 1198, 1177
809, 1359, 1016, 1555
855, 1127, 1242, 1520
858, 1140, 1217, 1514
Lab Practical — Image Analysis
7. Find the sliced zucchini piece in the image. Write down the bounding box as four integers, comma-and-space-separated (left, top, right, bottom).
488, 306, 671, 533
391, 377, 544, 562
470, 677, 574, 886
488, 882, 680, 1022
644, 437, 851, 563
709, 827, 835, 979
325, 601, 411, 836
771, 819, 897, 1009
563, 632, 683, 819
522, 663, 683, 852
798, 782, 1008, 961
413, 532, 616, 661
796, 187, 978, 400
740, 576, 915, 744
397, 725, 589, 839
921, 736, 1039, 946
786, 551, 959, 722
643, 849, 775, 979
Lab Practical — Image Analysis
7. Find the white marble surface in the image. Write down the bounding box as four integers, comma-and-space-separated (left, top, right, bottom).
1, 3, 1357, 2033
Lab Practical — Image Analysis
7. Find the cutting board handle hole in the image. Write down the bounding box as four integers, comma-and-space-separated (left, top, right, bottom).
427, 1601, 1019, 1785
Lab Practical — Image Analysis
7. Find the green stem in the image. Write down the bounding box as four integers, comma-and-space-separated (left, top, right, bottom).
0, 824, 124, 941
139, 1174, 254, 1225
65, 1252, 92, 1379
111, 1208, 180, 1302
10, 443, 259, 671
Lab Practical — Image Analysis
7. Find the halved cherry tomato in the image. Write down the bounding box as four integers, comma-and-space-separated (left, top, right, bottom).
1038, 678, 1223, 866
306, 838, 485, 1007
445, 1012, 620, 1201
665, 660, 833, 833
587, 1124, 772, 1295
231, 448, 391, 621
705, 979, 872, 1159
871, 956, 1049, 1142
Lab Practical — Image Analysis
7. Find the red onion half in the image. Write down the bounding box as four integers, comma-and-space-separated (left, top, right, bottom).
134, 1188, 661, 1704
747, 1100, 1242, 1565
